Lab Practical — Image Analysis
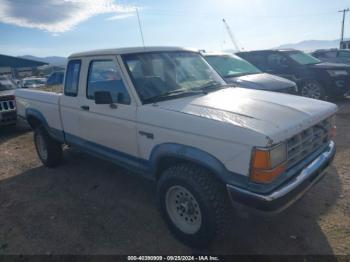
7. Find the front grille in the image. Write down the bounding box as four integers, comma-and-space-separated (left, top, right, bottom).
287, 118, 331, 169
0, 100, 16, 112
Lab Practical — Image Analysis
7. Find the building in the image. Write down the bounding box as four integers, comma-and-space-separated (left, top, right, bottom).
340, 40, 350, 50
0, 54, 48, 78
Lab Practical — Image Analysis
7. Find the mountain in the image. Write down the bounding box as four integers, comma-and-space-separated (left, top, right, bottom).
19, 55, 67, 66
276, 39, 349, 51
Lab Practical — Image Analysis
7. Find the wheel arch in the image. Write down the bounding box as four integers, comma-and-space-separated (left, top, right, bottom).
150, 143, 229, 183
26, 108, 49, 130
25, 108, 65, 143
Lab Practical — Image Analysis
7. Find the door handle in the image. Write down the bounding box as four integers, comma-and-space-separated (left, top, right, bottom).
138, 131, 154, 139
81, 105, 90, 111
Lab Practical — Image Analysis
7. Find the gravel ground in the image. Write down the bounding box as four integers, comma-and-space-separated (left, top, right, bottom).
0, 99, 349, 255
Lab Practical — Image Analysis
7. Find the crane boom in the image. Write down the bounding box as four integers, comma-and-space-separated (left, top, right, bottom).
222, 19, 240, 51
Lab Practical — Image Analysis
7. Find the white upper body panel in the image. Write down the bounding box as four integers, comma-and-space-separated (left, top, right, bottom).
15, 89, 63, 131
147, 87, 337, 146
15, 47, 338, 176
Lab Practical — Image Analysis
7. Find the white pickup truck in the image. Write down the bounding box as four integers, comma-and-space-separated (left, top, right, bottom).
16, 47, 337, 247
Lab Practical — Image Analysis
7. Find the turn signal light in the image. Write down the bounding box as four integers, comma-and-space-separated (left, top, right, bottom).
251, 164, 286, 184
250, 144, 287, 184
330, 125, 337, 138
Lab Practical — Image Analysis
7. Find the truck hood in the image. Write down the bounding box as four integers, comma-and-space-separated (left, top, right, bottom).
225, 73, 295, 91
155, 88, 337, 145
0, 90, 15, 97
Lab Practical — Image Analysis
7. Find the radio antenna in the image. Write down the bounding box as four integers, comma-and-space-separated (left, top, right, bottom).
136, 8, 145, 49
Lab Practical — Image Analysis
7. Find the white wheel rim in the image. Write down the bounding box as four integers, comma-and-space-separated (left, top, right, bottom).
165, 185, 202, 234
36, 133, 48, 160
301, 83, 321, 99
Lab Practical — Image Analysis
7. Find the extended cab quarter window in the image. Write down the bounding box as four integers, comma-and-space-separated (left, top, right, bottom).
87, 60, 131, 105
65, 60, 81, 96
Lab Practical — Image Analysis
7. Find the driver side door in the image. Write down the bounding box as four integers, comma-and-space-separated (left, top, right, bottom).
79, 56, 139, 161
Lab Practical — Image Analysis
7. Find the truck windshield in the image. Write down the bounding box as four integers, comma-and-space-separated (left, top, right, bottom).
287, 51, 321, 65
122, 51, 226, 103
204, 54, 261, 78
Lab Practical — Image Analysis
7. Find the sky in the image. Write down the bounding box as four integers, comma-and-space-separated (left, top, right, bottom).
0, 0, 349, 57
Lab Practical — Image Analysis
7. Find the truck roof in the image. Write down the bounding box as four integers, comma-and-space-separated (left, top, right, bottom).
69, 46, 198, 58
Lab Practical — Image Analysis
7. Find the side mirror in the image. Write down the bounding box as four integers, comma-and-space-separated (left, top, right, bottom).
94, 91, 113, 104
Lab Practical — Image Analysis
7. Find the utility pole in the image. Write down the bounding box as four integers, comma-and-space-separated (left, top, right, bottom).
339, 8, 349, 48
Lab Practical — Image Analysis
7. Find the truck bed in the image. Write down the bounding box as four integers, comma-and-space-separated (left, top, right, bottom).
15, 89, 63, 132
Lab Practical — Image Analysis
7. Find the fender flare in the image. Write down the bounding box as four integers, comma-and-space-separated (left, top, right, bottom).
149, 143, 231, 182
25, 108, 64, 142
26, 108, 49, 128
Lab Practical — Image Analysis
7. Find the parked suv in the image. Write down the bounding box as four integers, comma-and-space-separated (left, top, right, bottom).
311, 49, 350, 65
237, 49, 350, 100
203, 52, 297, 94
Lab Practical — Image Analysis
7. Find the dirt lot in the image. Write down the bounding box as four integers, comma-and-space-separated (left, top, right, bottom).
0, 99, 349, 255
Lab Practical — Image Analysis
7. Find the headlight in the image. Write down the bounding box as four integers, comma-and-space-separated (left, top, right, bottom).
250, 143, 287, 183
327, 70, 348, 77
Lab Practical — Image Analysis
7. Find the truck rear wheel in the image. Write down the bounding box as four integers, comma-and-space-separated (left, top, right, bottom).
34, 126, 62, 167
157, 163, 231, 247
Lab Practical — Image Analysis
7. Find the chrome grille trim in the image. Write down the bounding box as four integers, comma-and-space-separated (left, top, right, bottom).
287, 118, 331, 170
0, 100, 16, 112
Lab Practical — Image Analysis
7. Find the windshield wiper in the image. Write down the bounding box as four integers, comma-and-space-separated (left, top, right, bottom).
198, 81, 226, 94
143, 89, 202, 104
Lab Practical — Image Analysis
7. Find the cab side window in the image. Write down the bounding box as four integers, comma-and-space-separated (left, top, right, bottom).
339, 51, 350, 58
324, 51, 337, 58
65, 60, 81, 97
87, 60, 131, 105
242, 53, 266, 70
267, 53, 289, 69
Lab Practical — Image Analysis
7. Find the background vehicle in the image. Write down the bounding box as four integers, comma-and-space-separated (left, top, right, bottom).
0, 75, 17, 125
203, 52, 297, 94
21, 77, 47, 89
16, 47, 337, 247
311, 49, 350, 65
46, 71, 64, 86
237, 49, 350, 100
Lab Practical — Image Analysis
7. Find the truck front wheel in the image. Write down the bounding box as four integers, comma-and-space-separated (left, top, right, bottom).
157, 163, 231, 247
34, 126, 62, 167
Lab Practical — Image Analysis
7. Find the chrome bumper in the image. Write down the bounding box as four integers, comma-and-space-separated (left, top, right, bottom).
227, 140, 336, 212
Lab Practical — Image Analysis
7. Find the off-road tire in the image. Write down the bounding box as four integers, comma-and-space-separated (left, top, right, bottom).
157, 163, 231, 247
34, 126, 62, 167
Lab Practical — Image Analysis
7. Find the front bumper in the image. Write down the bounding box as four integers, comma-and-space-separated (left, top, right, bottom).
227, 140, 336, 212
0, 110, 17, 125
